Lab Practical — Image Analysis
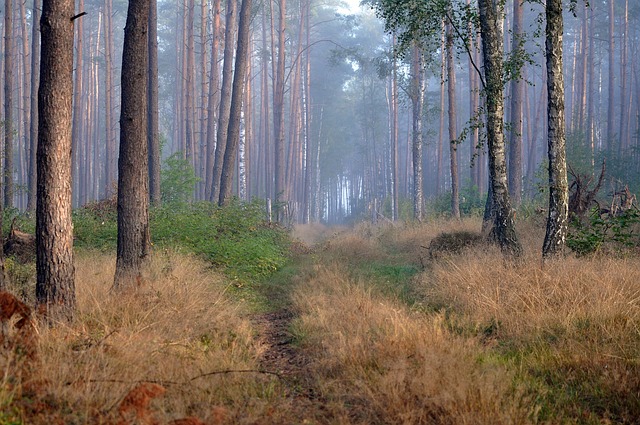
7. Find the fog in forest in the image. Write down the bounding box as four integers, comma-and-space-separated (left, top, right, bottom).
1, 0, 639, 224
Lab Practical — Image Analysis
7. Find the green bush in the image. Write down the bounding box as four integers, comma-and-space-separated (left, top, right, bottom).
567, 207, 640, 256
161, 152, 200, 205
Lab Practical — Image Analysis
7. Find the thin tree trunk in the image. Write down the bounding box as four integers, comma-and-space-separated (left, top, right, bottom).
104, 0, 116, 197
508, 0, 523, 206
446, 22, 460, 218
436, 27, 445, 196
4, 0, 14, 208
198, 0, 209, 199
27, 0, 40, 212
542, 0, 568, 258
204, 0, 221, 201
36, 0, 76, 317
72, 0, 85, 207
607, 0, 615, 154
411, 42, 424, 221
148, 0, 161, 205
273, 0, 286, 217
391, 34, 398, 221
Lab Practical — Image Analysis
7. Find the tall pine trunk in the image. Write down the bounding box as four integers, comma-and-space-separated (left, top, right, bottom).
36, 0, 76, 317
114, 0, 150, 289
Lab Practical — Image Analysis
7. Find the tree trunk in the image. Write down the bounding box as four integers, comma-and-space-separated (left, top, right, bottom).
446, 22, 460, 218
508, 0, 523, 206
72, 0, 84, 207
436, 27, 445, 196
104, 0, 116, 197
197, 0, 208, 199
36, 0, 76, 318
148, 0, 161, 206
477, 0, 522, 258
210, 0, 237, 202
204, 0, 221, 201
607, 0, 615, 154
273, 0, 286, 218
27, 0, 41, 213
4, 0, 14, 208
542, 0, 568, 259
391, 34, 399, 221
411, 42, 424, 221
114, 0, 150, 289
219, 0, 253, 206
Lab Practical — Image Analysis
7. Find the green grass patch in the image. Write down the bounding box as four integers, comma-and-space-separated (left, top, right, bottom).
71, 198, 291, 283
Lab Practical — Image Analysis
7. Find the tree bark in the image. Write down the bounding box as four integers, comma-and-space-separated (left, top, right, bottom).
508, 0, 523, 206
148, 0, 161, 206
210, 0, 237, 202
219, 0, 253, 206
273, 0, 286, 218
36, 0, 76, 318
607, 0, 615, 154
477, 0, 522, 258
411, 42, 424, 221
114, 0, 150, 289
542, 0, 568, 259
4, 0, 14, 208
104, 0, 116, 197
446, 22, 460, 218
204, 0, 221, 201
72, 0, 84, 207
27, 0, 41, 213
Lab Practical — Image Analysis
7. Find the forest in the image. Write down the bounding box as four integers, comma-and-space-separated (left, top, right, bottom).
0, 0, 639, 423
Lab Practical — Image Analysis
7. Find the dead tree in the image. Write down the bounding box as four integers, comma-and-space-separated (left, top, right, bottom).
568, 159, 605, 220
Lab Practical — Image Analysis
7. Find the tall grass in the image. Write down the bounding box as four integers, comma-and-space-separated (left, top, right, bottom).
290, 263, 534, 424
2, 251, 282, 424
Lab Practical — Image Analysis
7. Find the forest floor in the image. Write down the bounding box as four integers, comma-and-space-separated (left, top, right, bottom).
2, 217, 640, 424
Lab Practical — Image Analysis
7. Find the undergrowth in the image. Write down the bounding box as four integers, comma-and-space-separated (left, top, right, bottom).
73, 198, 290, 281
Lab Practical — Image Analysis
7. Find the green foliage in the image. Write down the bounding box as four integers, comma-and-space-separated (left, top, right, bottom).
160, 152, 200, 205
426, 185, 486, 217
567, 207, 640, 256
150, 199, 289, 280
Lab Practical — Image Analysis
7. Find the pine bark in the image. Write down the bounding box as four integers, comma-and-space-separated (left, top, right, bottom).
607, 0, 615, 153
104, 0, 116, 197
4, 0, 14, 208
148, 0, 161, 205
273, 0, 286, 216
219, 0, 253, 206
36, 0, 76, 317
27, 0, 41, 212
210, 0, 237, 202
542, 0, 568, 258
477, 0, 522, 258
72, 0, 84, 207
114, 0, 150, 289
204, 0, 221, 201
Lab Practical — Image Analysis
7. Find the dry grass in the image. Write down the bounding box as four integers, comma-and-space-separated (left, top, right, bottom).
291, 263, 534, 424
2, 251, 280, 424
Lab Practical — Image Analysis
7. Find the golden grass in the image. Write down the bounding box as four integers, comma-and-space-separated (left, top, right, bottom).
3, 251, 280, 424
291, 263, 534, 424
